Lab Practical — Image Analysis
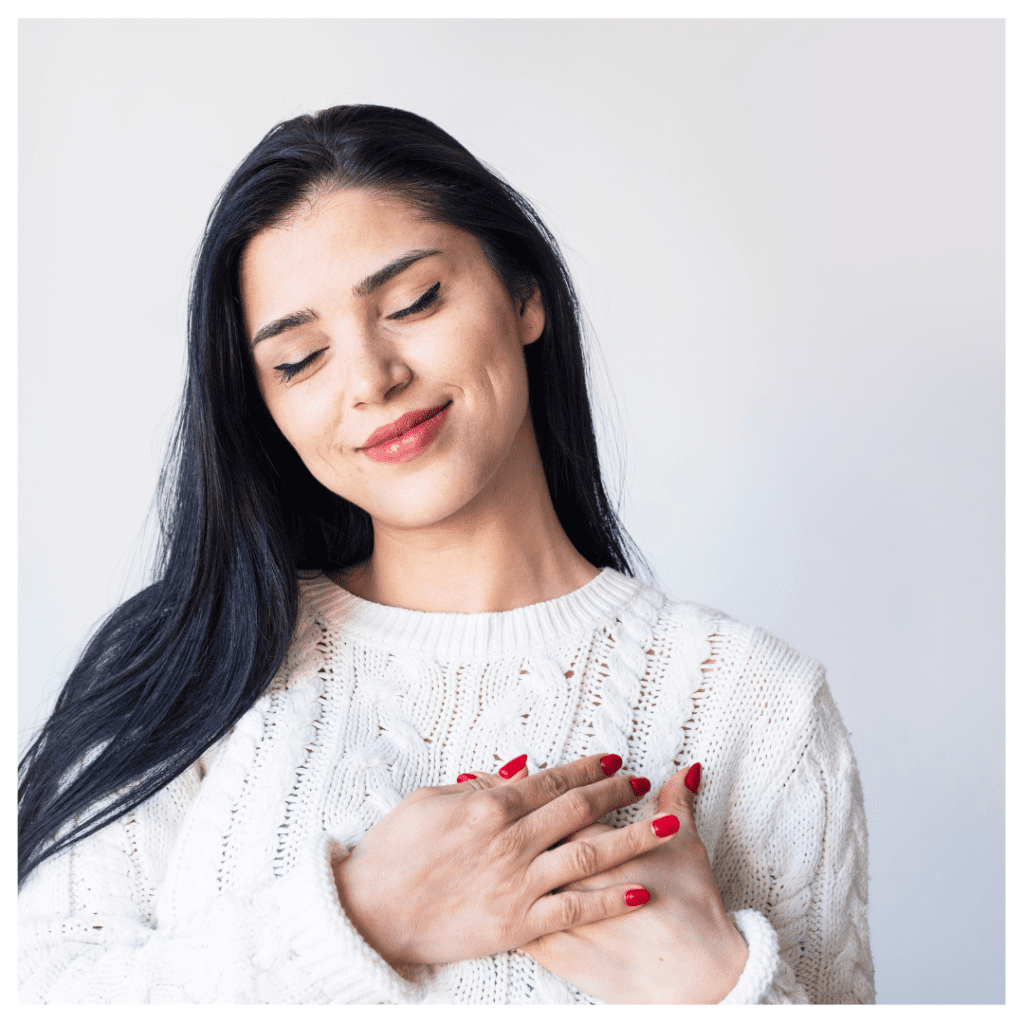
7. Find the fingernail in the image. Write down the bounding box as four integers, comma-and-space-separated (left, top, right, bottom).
600, 754, 623, 776
652, 814, 680, 838
629, 777, 651, 798
685, 763, 702, 794
457, 773, 477, 783
624, 887, 650, 907
498, 754, 528, 778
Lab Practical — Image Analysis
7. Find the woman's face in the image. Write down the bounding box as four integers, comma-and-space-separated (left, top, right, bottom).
240, 189, 545, 531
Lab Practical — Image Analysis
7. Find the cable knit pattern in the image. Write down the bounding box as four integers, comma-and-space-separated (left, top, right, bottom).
19, 568, 874, 1004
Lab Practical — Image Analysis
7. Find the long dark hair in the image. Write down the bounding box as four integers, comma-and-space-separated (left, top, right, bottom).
18, 104, 648, 887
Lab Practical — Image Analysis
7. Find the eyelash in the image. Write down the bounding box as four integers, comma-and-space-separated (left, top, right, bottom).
274, 348, 327, 382
271, 283, 442, 382
388, 281, 441, 320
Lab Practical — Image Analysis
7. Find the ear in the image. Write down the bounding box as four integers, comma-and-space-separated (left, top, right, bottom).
517, 281, 546, 347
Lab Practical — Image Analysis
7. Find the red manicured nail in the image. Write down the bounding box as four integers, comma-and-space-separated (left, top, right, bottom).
457, 773, 477, 783
652, 814, 680, 838
629, 777, 651, 798
499, 754, 528, 778
624, 887, 650, 907
685, 763, 702, 794
600, 754, 623, 776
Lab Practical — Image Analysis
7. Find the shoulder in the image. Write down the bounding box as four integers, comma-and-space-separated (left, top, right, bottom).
655, 592, 826, 703
645, 587, 832, 754
648, 593, 861, 808
256, 573, 338, 690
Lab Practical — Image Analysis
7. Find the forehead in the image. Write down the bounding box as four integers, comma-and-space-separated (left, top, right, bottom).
243, 189, 437, 278
238, 189, 486, 325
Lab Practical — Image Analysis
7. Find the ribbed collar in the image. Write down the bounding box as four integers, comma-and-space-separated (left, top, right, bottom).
299, 567, 647, 661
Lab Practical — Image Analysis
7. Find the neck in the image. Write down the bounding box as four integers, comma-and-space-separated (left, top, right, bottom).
334, 416, 599, 613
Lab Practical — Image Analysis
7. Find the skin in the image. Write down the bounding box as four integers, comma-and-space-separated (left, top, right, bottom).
239, 187, 747, 1001
473, 764, 750, 1003
241, 187, 596, 613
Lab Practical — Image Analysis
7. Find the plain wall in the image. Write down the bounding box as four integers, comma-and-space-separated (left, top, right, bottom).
18, 19, 1004, 1003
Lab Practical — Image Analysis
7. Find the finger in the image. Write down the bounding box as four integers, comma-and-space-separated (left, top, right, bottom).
545, 818, 614, 857
656, 761, 702, 829
441, 757, 531, 794
494, 753, 626, 821
519, 770, 647, 855
562, 822, 615, 843
529, 804, 676, 892
465, 763, 530, 784
448, 771, 521, 794
523, 882, 651, 942
546, 821, 614, 876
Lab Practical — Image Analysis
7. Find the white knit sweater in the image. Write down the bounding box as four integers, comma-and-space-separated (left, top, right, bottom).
19, 568, 874, 1004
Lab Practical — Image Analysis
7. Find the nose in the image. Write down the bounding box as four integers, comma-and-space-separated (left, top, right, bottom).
344, 330, 413, 408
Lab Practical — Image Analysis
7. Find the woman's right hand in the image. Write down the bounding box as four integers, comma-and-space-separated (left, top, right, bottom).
332, 752, 673, 968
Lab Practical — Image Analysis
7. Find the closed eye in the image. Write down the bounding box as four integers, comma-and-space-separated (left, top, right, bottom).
388, 282, 441, 321
273, 347, 327, 382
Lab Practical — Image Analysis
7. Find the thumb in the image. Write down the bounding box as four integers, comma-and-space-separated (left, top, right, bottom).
656, 761, 702, 825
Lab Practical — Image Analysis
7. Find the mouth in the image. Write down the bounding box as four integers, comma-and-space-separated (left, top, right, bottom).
360, 401, 452, 463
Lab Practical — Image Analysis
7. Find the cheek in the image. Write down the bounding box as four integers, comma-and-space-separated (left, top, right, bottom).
443, 311, 528, 411
265, 387, 340, 466
476, 343, 530, 424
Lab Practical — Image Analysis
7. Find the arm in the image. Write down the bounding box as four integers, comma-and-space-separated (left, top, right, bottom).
509, 681, 874, 1004
19, 752, 671, 1003
18, 768, 422, 1004
733, 679, 874, 1004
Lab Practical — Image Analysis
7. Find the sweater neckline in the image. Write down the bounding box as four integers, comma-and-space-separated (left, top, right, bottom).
299, 567, 648, 660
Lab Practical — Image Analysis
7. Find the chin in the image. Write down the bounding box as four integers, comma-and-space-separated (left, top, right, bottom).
358, 465, 482, 524
370, 499, 472, 532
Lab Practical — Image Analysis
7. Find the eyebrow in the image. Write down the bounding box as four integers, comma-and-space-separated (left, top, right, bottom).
251, 308, 318, 348
249, 247, 443, 348
353, 247, 442, 298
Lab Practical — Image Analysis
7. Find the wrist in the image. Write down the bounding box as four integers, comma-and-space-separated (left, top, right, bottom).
332, 847, 412, 969
718, 909, 780, 1004
657, 907, 748, 1004
706, 915, 750, 1002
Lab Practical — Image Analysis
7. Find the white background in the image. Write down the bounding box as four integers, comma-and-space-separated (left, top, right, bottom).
18, 19, 1004, 1003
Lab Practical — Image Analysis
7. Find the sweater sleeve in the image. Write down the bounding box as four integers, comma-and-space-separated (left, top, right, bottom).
18, 774, 425, 1004
718, 678, 875, 1004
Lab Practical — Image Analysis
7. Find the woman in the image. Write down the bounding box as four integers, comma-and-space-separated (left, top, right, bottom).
18, 105, 874, 1004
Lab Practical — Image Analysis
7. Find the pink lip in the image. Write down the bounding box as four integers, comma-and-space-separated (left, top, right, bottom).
360, 402, 451, 463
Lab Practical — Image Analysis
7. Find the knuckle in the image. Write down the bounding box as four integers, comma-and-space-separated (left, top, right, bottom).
465, 790, 508, 831
490, 822, 526, 860
535, 769, 572, 803
562, 837, 602, 878
619, 821, 650, 857
557, 890, 589, 929
560, 786, 597, 822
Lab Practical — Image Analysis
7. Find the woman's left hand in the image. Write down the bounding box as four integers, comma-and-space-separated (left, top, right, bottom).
461, 763, 749, 1003
523, 765, 748, 1003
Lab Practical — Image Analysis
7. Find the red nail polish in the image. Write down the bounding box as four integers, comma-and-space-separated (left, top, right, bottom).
457, 773, 477, 783
624, 887, 650, 907
498, 754, 528, 778
685, 763, 702, 794
629, 776, 651, 798
652, 814, 680, 838
600, 754, 623, 776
